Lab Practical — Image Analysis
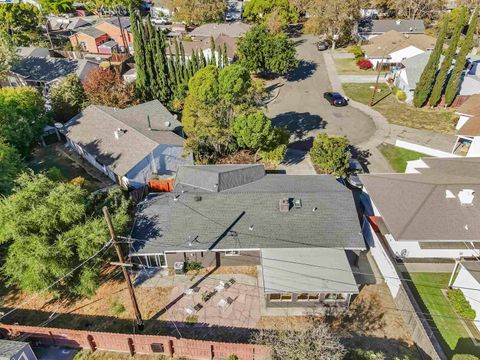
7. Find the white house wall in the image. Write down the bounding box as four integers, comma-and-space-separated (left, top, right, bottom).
467, 137, 480, 157
389, 46, 424, 64
456, 115, 471, 130
452, 265, 480, 331
125, 144, 193, 188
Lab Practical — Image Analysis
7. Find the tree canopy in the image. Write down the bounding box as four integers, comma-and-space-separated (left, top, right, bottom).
243, 0, 299, 28
0, 3, 43, 46
0, 87, 50, 156
49, 74, 87, 122
0, 138, 22, 196
168, 0, 225, 25
81, 0, 140, 14
0, 173, 130, 297
237, 25, 298, 75
0, 30, 18, 81
309, 133, 350, 176
39, 0, 74, 15
83, 68, 138, 108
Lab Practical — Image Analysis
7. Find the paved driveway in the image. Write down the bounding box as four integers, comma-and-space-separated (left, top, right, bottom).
267, 35, 376, 151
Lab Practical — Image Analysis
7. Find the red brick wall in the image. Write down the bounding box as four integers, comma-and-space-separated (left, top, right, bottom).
0, 324, 270, 360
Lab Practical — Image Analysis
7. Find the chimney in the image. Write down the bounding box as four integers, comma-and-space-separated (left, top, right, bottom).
458, 189, 475, 206
279, 198, 290, 213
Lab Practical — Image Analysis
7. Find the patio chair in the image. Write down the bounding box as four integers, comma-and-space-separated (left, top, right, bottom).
215, 281, 225, 292
226, 297, 234, 305
228, 278, 236, 285
192, 286, 201, 293
184, 307, 194, 315
217, 298, 228, 309
184, 288, 194, 296
194, 303, 203, 312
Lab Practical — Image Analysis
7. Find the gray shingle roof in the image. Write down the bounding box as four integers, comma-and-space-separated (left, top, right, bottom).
11, 56, 94, 83
188, 22, 251, 38
359, 19, 425, 34
262, 248, 359, 294
65, 101, 185, 176
17, 46, 50, 58
401, 52, 444, 90
78, 26, 106, 38
0, 340, 29, 359
360, 157, 480, 241
131, 168, 365, 254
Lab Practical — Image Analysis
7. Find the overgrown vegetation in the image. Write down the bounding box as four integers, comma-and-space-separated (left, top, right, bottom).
111, 298, 126, 316
447, 289, 476, 321
184, 260, 203, 272
309, 133, 350, 176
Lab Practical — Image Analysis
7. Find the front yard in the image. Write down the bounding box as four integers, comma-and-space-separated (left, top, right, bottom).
342, 83, 457, 134
378, 143, 428, 173
333, 57, 378, 75
405, 272, 480, 358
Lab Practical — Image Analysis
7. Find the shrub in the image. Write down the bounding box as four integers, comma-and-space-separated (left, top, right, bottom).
452, 355, 480, 360
111, 299, 125, 316
184, 260, 203, 272
228, 356, 238, 360
259, 144, 287, 164
396, 90, 406, 102
309, 133, 350, 176
447, 288, 476, 320
346, 349, 386, 359
185, 314, 198, 323
349, 45, 364, 59
357, 58, 373, 70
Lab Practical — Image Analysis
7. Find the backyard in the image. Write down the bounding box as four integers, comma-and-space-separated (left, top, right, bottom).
405, 272, 480, 358
378, 143, 428, 173
342, 83, 457, 133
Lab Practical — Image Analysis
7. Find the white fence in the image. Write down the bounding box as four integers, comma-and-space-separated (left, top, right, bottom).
395, 139, 458, 158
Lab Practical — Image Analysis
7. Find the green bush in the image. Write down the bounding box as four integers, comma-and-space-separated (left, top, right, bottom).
452, 355, 480, 360
111, 299, 125, 316
396, 90, 406, 102
447, 288, 476, 320
185, 314, 198, 323
184, 260, 203, 272
345, 349, 386, 359
259, 144, 287, 164
309, 133, 350, 176
349, 45, 364, 59
228, 356, 238, 360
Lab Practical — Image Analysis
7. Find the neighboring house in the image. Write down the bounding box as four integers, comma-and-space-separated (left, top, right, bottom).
359, 19, 425, 40
64, 100, 192, 188
452, 94, 480, 157
188, 22, 251, 40
362, 30, 436, 68
6, 55, 97, 94
449, 261, 480, 330
360, 157, 480, 260
95, 17, 133, 52
69, 27, 110, 53
129, 164, 366, 308
0, 339, 38, 360
392, 52, 443, 102
17, 46, 51, 58
148, 0, 171, 18
166, 34, 237, 64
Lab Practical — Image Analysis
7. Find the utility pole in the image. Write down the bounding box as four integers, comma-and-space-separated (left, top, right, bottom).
369, 47, 387, 107
103, 207, 144, 331
117, 6, 130, 55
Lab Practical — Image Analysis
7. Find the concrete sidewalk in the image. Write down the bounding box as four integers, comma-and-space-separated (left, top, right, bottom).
278, 148, 316, 175
339, 75, 382, 83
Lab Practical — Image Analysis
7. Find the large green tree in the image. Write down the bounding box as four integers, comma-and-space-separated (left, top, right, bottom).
39, 0, 74, 15
428, 7, 467, 107
243, 0, 299, 27
169, 0, 225, 25
309, 133, 350, 176
0, 30, 18, 81
0, 138, 22, 196
0, 87, 49, 156
413, 14, 448, 108
0, 174, 130, 297
237, 25, 298, 75
0, 3, 43, 46
445, 7, 479, 106
81, 0, 140, 14
49, 74, 87, 122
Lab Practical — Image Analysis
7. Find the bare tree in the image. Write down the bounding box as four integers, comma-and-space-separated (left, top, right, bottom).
392, 0, 443, 19
254, 318, 346, 360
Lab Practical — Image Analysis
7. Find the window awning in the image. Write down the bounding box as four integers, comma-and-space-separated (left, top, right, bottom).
261, 248, 359, 294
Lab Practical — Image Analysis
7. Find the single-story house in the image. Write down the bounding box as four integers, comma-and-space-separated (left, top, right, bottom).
129, 164, 366, 308
5, 55, 97, 94
188, 22, 251, 40
64, 100, 192, 188
362, 30, 436, 68
0, 339, 38, 360
452, 94, 480, 157
449, 261, 480, 330
359, 19, 425, 40
360, 157, 480, 260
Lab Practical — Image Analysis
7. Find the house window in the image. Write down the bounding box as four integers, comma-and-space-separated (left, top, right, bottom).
325, 293, 345, 300
269, 293, 293, 302
298, 293, 319, 302
145, 254, 166, 267
151, 343, 165, 353
225, 250, 240, 256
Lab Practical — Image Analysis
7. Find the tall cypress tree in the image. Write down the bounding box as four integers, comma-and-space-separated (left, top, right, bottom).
429, 8, 467, 107
130, 10, 149, 101
145, 16, 160, 99
413, 15, 448, 107
153, 26, 172, 104
217, 45, 223, 68
445, 7, 479, 106
209, 36, 216, 65
223, 43, 229, 67
200, 50, 207, 68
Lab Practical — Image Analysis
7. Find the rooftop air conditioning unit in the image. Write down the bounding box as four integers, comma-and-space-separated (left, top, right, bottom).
458, 189, 475, 206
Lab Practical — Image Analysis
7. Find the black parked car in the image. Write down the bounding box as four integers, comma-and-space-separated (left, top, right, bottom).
317, 40, 329, 51
323, 92, 348, 106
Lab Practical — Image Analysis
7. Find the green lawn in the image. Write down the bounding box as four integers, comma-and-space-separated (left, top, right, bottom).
342, 83, 457, 134
333, 57, 378, 75
378, 143, 427, 173
405, 272, 480, 358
